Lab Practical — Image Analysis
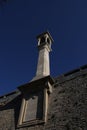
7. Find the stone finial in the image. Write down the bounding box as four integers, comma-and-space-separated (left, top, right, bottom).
37, 31, 53, 51
33, 31, 53, 80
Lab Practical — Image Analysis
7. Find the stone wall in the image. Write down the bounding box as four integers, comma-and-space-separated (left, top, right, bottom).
0, 66, 87, 130
48, 73, 87, 130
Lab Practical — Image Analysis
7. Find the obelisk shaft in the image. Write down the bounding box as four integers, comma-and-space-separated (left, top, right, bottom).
32, 31, 53, 81
36, 45, 50, 77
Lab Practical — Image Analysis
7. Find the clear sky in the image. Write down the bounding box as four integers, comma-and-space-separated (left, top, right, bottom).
0, 0, 87, 96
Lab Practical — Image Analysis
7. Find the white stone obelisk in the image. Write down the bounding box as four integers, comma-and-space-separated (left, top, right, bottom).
33, 31, 53, 81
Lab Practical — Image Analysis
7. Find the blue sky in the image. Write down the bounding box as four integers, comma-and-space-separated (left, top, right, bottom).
0, 0, 87, 96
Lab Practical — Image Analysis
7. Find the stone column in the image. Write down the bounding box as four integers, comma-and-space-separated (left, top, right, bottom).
33, 31, 53, 80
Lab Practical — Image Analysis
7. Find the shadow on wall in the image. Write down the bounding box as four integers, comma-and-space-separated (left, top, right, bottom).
0, 94, 22, 129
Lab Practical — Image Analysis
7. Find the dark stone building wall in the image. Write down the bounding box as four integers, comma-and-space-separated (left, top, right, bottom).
48, 71, 87, 130
0, 65, 87, 130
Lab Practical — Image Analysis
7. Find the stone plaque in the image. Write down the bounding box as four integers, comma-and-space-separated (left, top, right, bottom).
23, 90, 43, 122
